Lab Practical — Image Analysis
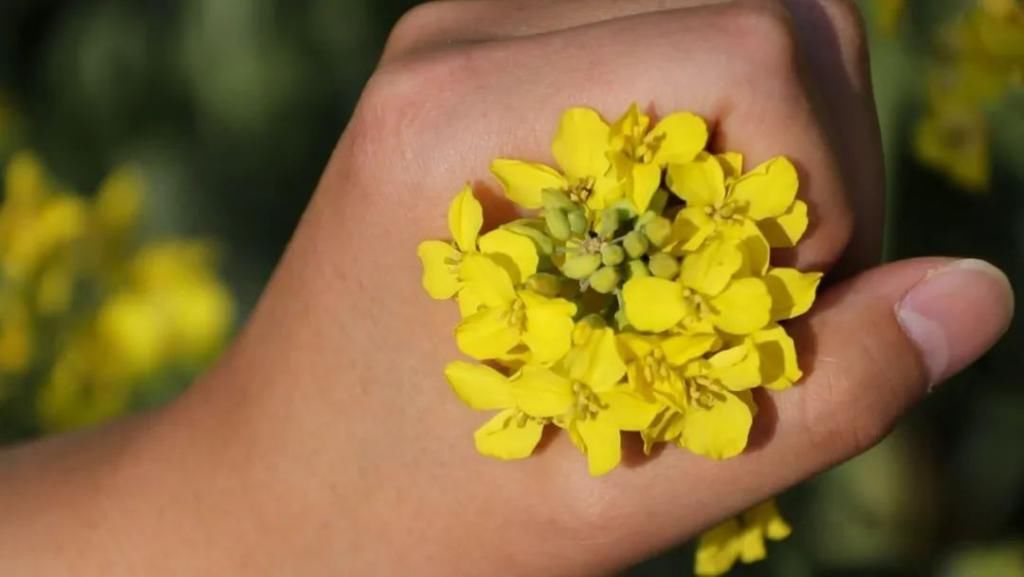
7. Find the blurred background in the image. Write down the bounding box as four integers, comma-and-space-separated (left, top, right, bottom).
0, 0, 1021, 575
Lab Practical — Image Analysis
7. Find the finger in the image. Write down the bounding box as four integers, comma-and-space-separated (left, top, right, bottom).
339, 2, 852, 279
532, 257, 1014, 573
782, 0, 886, 274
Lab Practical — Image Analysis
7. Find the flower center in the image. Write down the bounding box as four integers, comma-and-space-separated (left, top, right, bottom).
687, 376, 725, 410
506, 298, 527, 328
568, 177, 596, 204
571, 381, 608, 421
641, 348, 672, 387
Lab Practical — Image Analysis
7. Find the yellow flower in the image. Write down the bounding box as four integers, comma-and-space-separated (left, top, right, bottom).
915, 84, 992, 193
608, 104, 708, 213
418, 185, 539, 315
0, 300, 33, 374
618, 332, 719, 401
875, 0, 907, 36
492, 107, 623, 211
641, 341, 762, 460
94, 166, 143, 240
513, 322, 660, 475
621, 245, 773, 336
695, 499, 792, 576
455, 255, 576, 363
445, 361, 549, 460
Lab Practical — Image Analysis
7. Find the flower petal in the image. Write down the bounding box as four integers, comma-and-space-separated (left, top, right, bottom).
448, 185, 483, 253
474, 409, 544, 460
478, 229, 539, 284
681, 389, 754, 460
671, 207, 715, 253
575, 415, 622, 476
520, 291, 576, 364
743, 499, 792, 541
445, 361, 512, 410
717, 152, 744, 179
680, 240, 744, 297
709, 343, 761, 391
455, 307, 520, 360
622, 277, 688, 333
511, 365, 575, 417
568, 326, 627, 391
667, 152, 726, 207
417, 240, 461, 299
695, 519, 743, 577
710, 278, 772, 335
650, 112, 709, 166
552, 107, 611, 180
728, 157, 799, 220
456, 285, 484, 317
752, 325, 803, 390
723, 220, 770, 277
758, 199, 809, 247
459, 254, 516, 307
661, 333, 719, 366
629, 161, 663, 213
601, 390, 660, 430
490, 159, 567, 210
766, 267, 822, 321
642, 408, 686, 453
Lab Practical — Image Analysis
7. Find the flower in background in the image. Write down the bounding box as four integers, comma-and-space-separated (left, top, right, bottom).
0, 150, 234, 433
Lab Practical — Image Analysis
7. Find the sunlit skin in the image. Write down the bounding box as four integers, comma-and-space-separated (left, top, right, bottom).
0, 1, 1014, 576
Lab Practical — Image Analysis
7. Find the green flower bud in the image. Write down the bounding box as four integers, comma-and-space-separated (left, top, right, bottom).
545, 208, 571, 241
627, 259, 650, 279
623, 231, 650, 259
635, 211, 657, 229
503, 221, 554, 256
597, 208, 621, 239
643, 216, 673, 248
562, 253, 602, 280
541, 189, 574, 210
588, 266, 621, 294
525, 273, 562, 297
647, 188, 670, 215
601, 244, 625, 267
567, 209, 589, 236
648, 253, 680, 279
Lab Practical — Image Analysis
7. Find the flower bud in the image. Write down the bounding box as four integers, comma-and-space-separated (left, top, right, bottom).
525, 273, 562, 297
597, 208, 621, 239
544, 208, 571, 241
627, 259, 650, 279
601, 244, 625, 267
623, 231, 649, 258
567, 209, 588, 236
648, 253, 680, 279
503, 221, 555, 256
643, 216, 673, 247
588, 266, 621, 294
562, 253, 602, 280
541, 189, 574, 211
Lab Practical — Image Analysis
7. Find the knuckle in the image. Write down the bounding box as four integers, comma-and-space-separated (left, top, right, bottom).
722, 0, 800, 76
825, 0, 872, 82
384, 1, 456, 60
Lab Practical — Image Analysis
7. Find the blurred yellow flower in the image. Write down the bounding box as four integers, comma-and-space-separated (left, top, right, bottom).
695, 499, 792, 576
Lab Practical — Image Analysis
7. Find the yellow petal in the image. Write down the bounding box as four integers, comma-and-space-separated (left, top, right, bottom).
695, 519, 743, 577
617, 332, 657, 362
681, 389, 754, 460
456, 285, 484, 317
661, 333, 718, 366
601, 390, 659, 430
586, 176, 624, 211
729, 157, 799, 220
478, 229, 539, 284
520, 291, 576, 364
575, 415, 622, 477
710, 278, 772, 335
511, 365, 575, 417
649, 111, 709, 166
642, 408, 686, 453
739, 526, 768, 564
758, 199, 809, 247
459, 254, 516, 308
629, 161, 663, 213
717, 152, 744, 179
474, 409, 544, 460
680, 241, 743, 297
743, 499, 792, 541
552, 107, 611, 180
455, 307, 520, 360
709, 343, 761, 391
568, 326, 627, 391
416, 240, 461, 299
666, 152, 726, 207
752, 325, 803, 389
445, 361, 512, 410
766, 268, 822, 321
622, 277, 688, 333
725, 220, 770, 277
490, 159, 567, 210
671, 207, 715, 253
448, 185, 483, 252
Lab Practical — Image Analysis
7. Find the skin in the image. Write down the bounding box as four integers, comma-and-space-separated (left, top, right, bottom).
0, 1, 1014, 575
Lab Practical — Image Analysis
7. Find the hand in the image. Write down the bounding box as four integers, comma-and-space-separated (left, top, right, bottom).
0, 1, 1012, 576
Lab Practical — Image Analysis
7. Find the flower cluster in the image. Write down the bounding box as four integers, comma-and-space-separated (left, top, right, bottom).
914, 0, 1024, 192
0, 151, 234, 433
417, 104, 821, 573
420, 104, 820, 473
